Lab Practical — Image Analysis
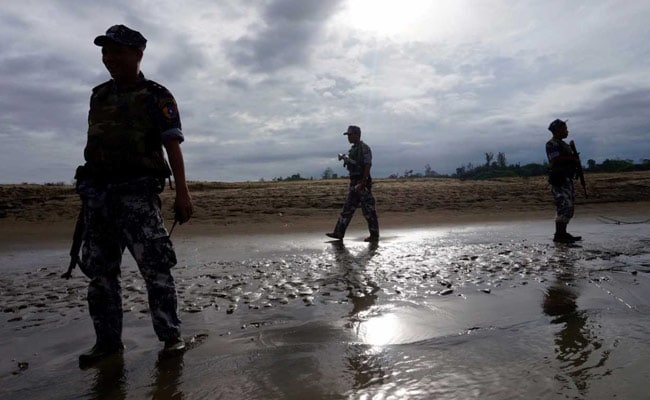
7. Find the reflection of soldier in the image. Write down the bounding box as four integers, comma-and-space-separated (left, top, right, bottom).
77, 25, 192, 367
327, 125, 379, 242
542, 248, 601, 394
88, 354, 126, 400
331, 241, 379, 316
330, 241, 386, 388
152, 352, 185, 399
546, 119, 582, 243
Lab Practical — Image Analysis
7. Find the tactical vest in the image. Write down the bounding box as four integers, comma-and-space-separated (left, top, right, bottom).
84, 79, 171, 180
347, 142, 365, 177
547, 138, 576, 184
347, 141, 367, 178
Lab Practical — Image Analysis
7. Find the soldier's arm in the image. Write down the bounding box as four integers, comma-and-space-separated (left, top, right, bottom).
164, 139, 193, 223
360, 164, 371, 185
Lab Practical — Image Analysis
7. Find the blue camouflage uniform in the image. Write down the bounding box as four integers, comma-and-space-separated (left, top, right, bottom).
77, 72, 184, 347
546, 137, 575, 223
332, 140, 379, 238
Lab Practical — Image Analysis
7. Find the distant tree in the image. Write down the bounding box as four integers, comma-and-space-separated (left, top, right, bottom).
497, 152, 507, 168
600, 159, 634, 172
424, 164, 439, 177
274, 173, 307, 181
485, 152, 494, 167
587, 159, 597, 170
321, 167, 334, 179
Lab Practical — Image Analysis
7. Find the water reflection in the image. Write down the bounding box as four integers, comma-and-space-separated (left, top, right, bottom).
151, 350, 185, 399
330, 241, 389, 390
88, 353, 126, 400
330, 241, 379, 317
542, 246, 606, 395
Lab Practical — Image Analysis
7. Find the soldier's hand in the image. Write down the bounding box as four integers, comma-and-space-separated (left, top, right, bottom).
174, 193, 193, 224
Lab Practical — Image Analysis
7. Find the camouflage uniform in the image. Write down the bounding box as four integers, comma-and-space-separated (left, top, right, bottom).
546, 137, 575, 223
77, 72, 184, 346
332, 141, 379, 238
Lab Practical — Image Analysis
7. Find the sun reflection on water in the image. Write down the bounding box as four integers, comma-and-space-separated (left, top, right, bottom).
357, 312, 401, 346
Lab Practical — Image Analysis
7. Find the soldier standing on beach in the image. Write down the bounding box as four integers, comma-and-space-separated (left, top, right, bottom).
75, 25, 193, 367
326, 125, 379, 242
546, 119, 582, 243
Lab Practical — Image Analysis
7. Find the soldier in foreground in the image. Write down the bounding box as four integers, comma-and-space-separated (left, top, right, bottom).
326, 125, 379, 242
546, 119, 582, 243
76, 25, 193, 367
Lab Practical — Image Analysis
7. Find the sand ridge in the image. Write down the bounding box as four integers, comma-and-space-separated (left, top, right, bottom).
0, 171, 649, 241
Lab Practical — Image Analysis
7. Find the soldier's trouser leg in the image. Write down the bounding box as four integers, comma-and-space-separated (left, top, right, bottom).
552, 180, 575, 224
333, 185, 360, 237
119, 191, 181, 341
81, 198, 125, 346
359, 189, 379, 237
81, 187, 180, 344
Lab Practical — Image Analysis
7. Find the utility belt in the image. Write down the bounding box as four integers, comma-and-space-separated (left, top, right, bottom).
548, 166, 575, 186
75, 165, 165, 194
349, 175, 372, 187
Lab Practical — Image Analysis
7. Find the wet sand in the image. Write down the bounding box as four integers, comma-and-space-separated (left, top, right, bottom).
1, 213, 650, 399
1, 173, 650, 399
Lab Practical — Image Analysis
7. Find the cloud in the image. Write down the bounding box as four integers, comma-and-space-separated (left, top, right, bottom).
1, 0, 650, 183
227, 0, 344, 72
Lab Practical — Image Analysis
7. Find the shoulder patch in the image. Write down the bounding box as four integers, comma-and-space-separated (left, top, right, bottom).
159, 98, 179, 120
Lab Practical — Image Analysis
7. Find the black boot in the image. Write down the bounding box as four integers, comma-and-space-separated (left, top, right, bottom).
364, 233, 379, 242
565, 223, 582, 241
326, 232, 343, 240
163, 337, 186, 353
553, 221, 576, 243
79, 341, 124, 368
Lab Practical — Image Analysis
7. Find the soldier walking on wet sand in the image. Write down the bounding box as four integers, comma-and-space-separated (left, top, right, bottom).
326, 125, 379, 242
75, 25, 193, 367
546, 119, 582, 243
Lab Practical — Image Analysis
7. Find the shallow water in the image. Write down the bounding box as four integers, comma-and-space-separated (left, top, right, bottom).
1, 219, 650, 399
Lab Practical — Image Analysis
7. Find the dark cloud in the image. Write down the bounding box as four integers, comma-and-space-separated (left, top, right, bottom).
227, 0, 344, 72
570, 88, 650, 161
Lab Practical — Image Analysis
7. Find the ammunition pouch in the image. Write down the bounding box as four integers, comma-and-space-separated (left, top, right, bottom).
548, 169, 571, 186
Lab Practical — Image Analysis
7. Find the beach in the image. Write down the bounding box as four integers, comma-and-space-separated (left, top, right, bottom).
1, 172, 649, 399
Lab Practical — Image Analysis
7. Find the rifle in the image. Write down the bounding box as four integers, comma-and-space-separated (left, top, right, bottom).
337, 153, 357, 167
569, 140, 588, 198
61, 207, 84, 279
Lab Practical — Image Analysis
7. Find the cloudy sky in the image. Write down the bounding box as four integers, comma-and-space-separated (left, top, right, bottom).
2, 0, 650, 183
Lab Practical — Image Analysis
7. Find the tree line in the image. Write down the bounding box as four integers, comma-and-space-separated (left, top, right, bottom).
452, 153, 650, 180
267, 153, 650, 182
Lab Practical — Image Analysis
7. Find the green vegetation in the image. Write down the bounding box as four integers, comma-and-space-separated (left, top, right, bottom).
307, 154, 649, 182
383, 153, 650, 181
451, 153, 650, 180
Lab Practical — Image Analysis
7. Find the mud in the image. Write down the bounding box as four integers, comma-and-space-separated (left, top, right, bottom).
1, 219, 649, 399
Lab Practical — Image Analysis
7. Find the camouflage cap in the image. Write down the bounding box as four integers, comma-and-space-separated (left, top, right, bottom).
548, 118, 568, 133
343, 125, 361, 135
94, 25, 147, 49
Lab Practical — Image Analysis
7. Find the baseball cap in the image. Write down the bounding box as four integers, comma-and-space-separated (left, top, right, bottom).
343, 125, 361, 135
548, 119, 567, 133
94, 25, 147, 48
